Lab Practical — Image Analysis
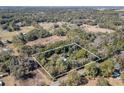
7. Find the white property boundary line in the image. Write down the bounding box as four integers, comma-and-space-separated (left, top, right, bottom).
54, 65, 84, 79
32, 56, 54, 80
33, 42, 102, 80
74, 43, 101, 59
33, 43, 75, 56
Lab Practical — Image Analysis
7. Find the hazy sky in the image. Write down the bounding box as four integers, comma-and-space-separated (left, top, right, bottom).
0, 0, 123, 6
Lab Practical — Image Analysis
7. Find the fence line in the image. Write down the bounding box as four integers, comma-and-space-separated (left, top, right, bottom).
32, 56, 54, 80
74, 43, 101, 59
32, 42, 102, 80
33, 43, 75, 56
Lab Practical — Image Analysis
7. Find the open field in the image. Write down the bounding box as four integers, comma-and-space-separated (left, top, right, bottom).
2, 75, 17, 86
39, 22, 68, 31
39, 22, 115, 33
0, 26, 34, 40
83, 24, 115, 33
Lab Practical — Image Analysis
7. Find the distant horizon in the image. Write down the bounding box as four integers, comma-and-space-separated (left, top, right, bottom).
0, 0, 123, 6
0, 6, 124, 9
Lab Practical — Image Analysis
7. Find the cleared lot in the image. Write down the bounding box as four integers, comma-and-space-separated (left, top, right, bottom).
0, 26, 34, 40
26, 35, 67, 46
83, 24, 115, 33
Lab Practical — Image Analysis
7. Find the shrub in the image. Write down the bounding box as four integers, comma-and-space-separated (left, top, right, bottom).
99, 60, 114, 77
96, 77, 110, 86
85, 61, 98, 78
61, 71, 82, 86
75, 49, 88, 59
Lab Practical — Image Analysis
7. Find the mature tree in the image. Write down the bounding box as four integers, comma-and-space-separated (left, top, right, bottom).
85, 61, 98, 78
99, 59, 114, 77
61, 71, 82, 86
54, 28, 66, 36
55, 58, 67, 74
75, 49, 88, 59
21, 46, 34, 56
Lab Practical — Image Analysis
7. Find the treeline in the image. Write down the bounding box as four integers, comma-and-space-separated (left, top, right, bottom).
1, 7, 124, 32
12, 28, 52, 45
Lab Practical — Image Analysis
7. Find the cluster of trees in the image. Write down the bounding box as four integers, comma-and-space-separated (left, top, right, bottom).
1, 7, 124, 85
84, 59, 114, 79
84, 61, 98, 79
0, 51, 37, 80
26, 28, 52, 41
13, 28, 52, 45
61, 71, 88, 86
37, 43, 91, 77
1, 7, 124, 33
38, 51, 83, 77
10, 56, 37, 79
0, 52, 11, 73
66, 26, 124, 59
0, 15, 24, 31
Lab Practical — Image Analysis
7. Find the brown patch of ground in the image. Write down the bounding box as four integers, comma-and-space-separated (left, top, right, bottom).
108, 77, 123, 86
85, 77, 123, 86
83, 24, 115, 33
18, 69, 52, 86
39, 22, 68, 32
85, 78, 98, 86
26, 35, 67, 46
2, 75, 17, 86
2, 69, 52, 86
7, 44, 19, 56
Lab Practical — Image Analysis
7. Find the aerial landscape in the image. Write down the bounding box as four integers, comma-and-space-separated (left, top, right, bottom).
0, 6, 124, 86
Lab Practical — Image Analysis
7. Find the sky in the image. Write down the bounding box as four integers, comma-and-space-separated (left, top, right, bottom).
0, 0, 123, 6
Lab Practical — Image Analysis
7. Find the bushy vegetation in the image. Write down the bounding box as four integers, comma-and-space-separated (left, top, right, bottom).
1, 7, 124, 85
96, 77, 110, 86
84, 61, 98, 78
99, 59, 114, 77
13, 28, 52, 45
36, 43, 93, 77
0, 52, 11, 73
61, 71, 88, 86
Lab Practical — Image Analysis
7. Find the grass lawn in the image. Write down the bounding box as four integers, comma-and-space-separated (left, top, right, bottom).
0, 26, 34, 40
